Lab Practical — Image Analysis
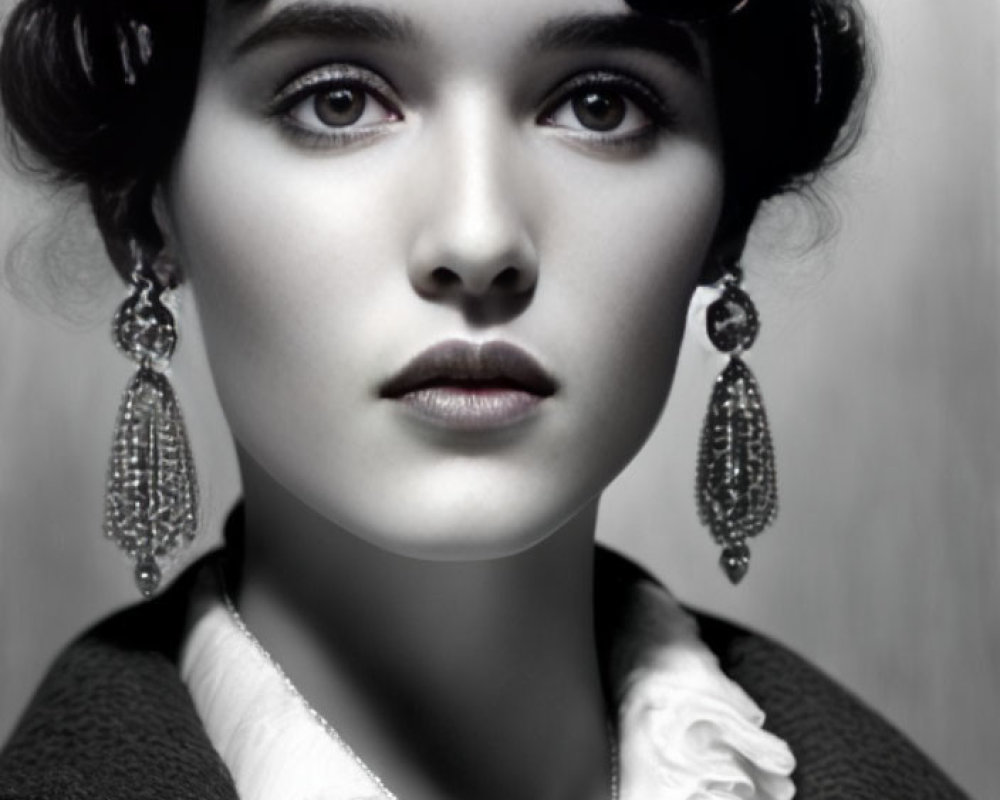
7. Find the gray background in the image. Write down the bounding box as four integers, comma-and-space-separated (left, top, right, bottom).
1, 1, 997, 796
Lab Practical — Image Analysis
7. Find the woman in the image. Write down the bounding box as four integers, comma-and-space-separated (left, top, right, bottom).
0, 0, 968, 798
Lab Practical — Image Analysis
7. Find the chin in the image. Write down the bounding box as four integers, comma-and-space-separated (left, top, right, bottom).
341, 505, 575, 562
301, 478, 597, 562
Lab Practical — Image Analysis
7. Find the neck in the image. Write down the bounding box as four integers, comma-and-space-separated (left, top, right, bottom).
230, 452, 613, 800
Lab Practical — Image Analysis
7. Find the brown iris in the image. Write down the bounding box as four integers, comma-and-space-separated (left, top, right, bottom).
314, 87, 366, 127
571, 90, 627, 132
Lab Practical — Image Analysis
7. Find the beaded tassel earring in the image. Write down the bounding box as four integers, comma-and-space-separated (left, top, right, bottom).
695, 266, 777, 583
104, 244, 199, 597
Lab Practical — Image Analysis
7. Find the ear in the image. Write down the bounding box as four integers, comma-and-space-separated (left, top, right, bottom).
89, 180, 181, 284
700, 190, 759, 284
701, 223, 749, 285
151, 184, 175, 252
149, 184, 186, 286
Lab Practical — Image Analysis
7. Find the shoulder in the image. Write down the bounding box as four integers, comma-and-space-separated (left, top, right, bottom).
0, 562, 237, 800
595, 546, 968, 799
692, 610, 968, 799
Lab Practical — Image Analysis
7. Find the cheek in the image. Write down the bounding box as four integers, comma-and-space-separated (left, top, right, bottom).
163, 103, 408, 443
543, 145, 724, 431
166, 118, 384, 329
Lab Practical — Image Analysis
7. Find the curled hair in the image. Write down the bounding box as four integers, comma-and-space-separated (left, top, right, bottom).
703, 0, 870, 230
1, 0, 871, 279
1, 0, 204, 272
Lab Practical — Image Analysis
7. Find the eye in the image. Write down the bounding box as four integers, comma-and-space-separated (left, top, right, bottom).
287, 84, 396, 131
550, 88, 645, 134
539, 71, 675, 146
270, 64, 402, 145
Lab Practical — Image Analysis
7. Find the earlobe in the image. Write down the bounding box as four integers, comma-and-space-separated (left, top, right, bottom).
698, 202, 754, 286
701, 229, 749, 285
701, 195, 754, 284
149, 186, 187, 286
151, 186, 175, 250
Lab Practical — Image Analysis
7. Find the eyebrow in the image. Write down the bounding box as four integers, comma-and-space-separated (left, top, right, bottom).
528, 14, 703, 76
231, 2, 421, 60
231, 3, 702, 77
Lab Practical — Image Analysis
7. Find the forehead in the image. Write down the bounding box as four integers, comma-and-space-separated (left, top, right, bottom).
206, 0, 705, 75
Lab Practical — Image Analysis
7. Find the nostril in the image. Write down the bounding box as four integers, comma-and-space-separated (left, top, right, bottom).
493, 266, 521, 290
431, 266, 460, 287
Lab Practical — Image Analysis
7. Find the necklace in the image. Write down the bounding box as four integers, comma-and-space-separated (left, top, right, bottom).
222, 593, 620, 800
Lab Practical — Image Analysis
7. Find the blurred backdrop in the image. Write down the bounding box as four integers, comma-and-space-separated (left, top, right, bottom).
0, 0, 996, 796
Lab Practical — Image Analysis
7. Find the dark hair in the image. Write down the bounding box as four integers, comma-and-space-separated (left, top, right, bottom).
694, 0, 870, 237
1, 0, 870, 279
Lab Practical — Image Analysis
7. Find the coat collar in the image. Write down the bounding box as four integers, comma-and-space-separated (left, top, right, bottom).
0, 504, 965, 799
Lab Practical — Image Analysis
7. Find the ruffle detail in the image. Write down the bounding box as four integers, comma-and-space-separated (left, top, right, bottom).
614, 582, 795, 800
618, 673, 796, 799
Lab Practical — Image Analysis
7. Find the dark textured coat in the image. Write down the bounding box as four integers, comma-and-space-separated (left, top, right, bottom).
0, 541, 967, 800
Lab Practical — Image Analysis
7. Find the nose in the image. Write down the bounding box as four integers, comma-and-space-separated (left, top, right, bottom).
407, 96, 539, 307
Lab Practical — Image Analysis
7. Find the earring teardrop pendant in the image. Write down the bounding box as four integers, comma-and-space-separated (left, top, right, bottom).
104, 366, 199, 596
695, 357, 778, 583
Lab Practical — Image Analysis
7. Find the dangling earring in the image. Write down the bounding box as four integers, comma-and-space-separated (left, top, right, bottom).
104, 243, 199, 597
695, 266, 777, 584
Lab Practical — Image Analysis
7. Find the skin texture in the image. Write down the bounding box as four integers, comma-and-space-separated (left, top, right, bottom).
157, 1, 726, 798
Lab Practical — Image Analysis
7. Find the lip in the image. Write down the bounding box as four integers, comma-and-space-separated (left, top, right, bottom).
379, 340, 557, 430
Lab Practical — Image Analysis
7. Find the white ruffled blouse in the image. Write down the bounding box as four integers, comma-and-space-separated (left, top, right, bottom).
180, 571, 795, 800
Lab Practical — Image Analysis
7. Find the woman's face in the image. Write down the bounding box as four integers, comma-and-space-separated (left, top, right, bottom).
160, 0, 724, 559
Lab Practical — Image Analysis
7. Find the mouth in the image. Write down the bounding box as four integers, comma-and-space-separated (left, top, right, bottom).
379, 339, 557, 430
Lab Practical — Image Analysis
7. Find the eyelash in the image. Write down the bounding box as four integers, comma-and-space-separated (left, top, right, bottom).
267, 64, 676, 151
538, 70, 678, 151
268, 63, 402, 148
